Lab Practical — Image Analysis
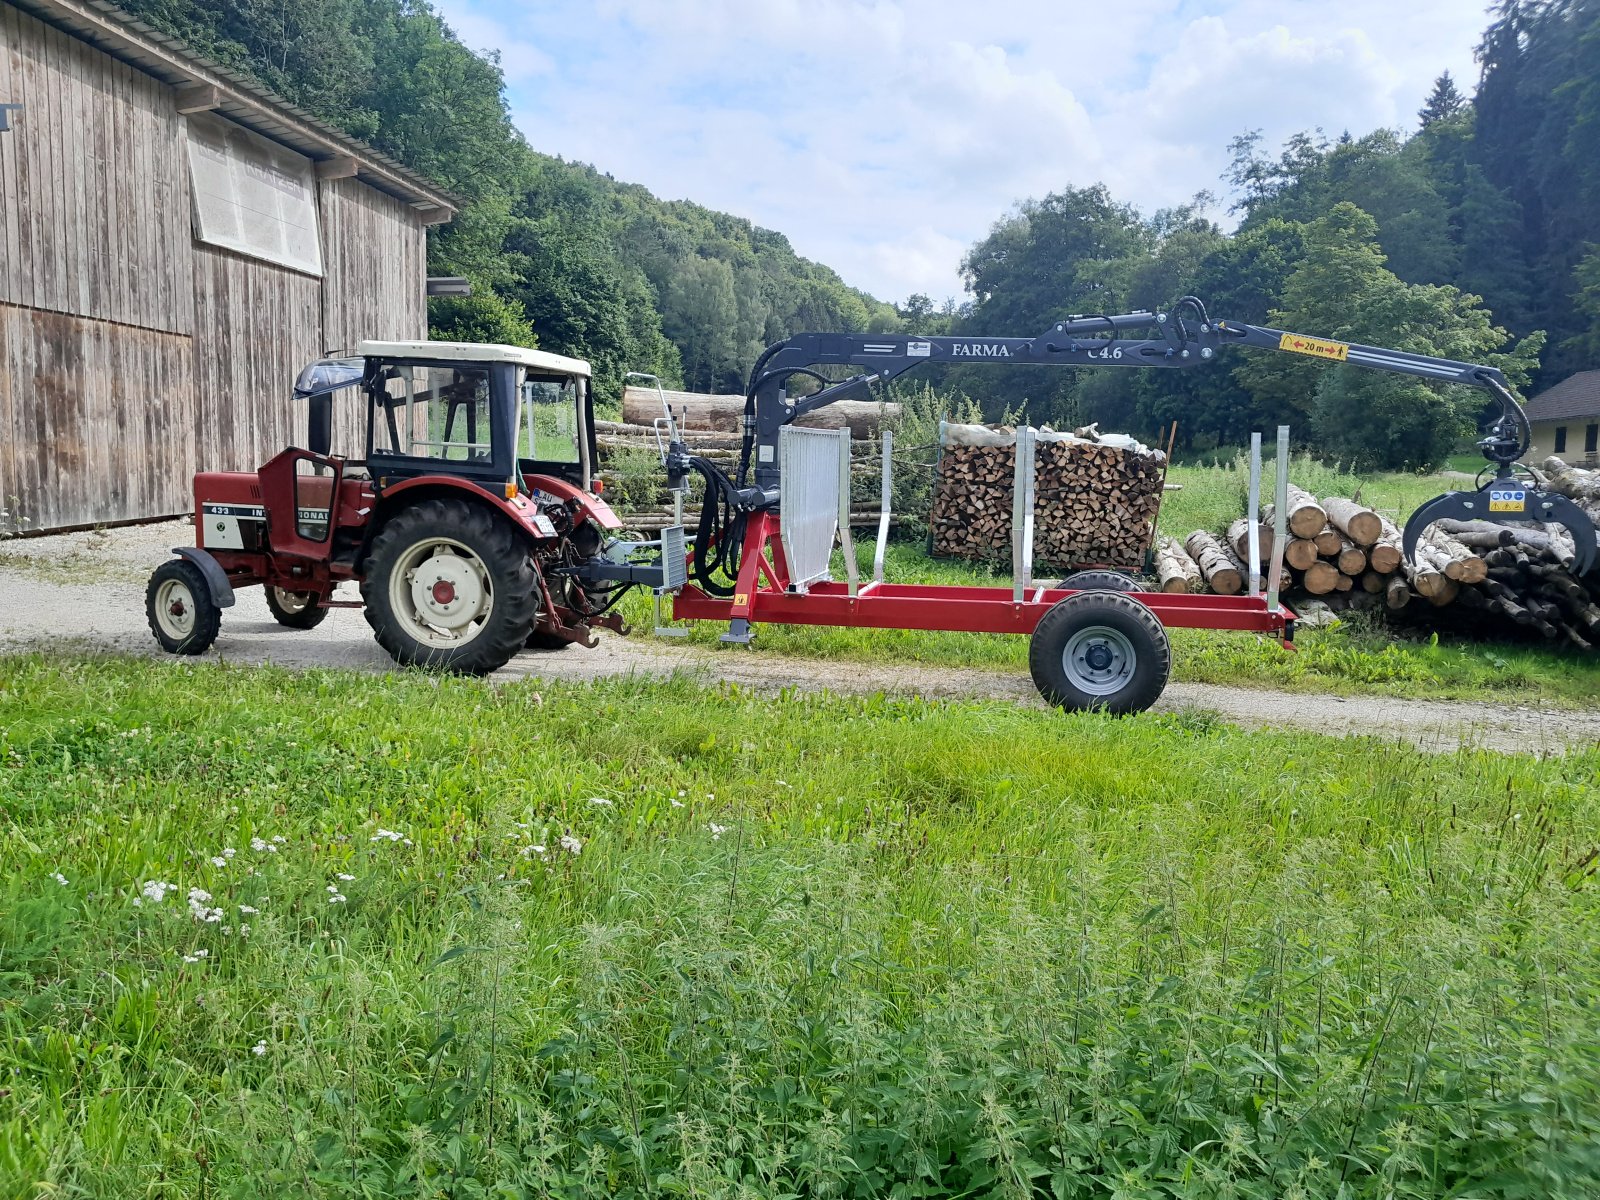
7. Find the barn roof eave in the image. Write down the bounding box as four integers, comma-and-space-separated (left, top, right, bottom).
7, 0, 461, 221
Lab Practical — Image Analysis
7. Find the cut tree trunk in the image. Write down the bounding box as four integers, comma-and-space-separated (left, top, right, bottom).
1323, 496, 1383, 546
1228, 516, 1271, 565
1283, 485, 1329, 538
1335, 537, 1368, 576
1285, 537, 1320, 570
624, 385, 897, 436
1301, 560, 1340, 595
1184, 531, 1242, 595
1312, 525, 1344, 556
1155, 537, 1203, 593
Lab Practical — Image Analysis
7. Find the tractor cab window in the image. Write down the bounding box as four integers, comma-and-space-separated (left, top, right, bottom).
371, 364, 493, 463
520, 373, 582, 465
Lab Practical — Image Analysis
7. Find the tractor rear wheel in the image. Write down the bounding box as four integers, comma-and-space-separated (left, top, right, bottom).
265, 586, 329, 630
362, 498, 537, 675
1028, 591, 1169, 715
146, 559, 222, 655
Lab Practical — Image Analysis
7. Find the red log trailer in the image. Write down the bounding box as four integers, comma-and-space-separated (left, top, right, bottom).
146, 299, 1593, 714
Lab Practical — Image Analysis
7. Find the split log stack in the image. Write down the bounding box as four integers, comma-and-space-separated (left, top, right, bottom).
930, 428, 1167, 570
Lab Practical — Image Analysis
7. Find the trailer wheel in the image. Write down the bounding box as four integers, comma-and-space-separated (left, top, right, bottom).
265, 587, 329, 630
146, 559, 223, 656
1029, 591, 1169, 714
1053, 569, 1146, 592
362, 498, 537, 675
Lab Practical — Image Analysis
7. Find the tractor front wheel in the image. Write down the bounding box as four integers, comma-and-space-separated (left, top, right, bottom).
146, 559, 223, 655
362, 498, 537, 675
265, 586, 329, 630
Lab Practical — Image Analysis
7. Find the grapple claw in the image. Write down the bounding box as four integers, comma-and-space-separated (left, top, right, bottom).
1402, 480, 1598, 575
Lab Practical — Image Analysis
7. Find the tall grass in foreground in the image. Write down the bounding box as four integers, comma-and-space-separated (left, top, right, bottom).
3, 656, 1599, 1197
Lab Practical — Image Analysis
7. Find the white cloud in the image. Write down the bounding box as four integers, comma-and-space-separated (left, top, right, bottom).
466, 0, 1484, 303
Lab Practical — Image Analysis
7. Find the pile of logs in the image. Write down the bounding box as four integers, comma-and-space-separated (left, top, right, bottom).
930, 434, 1167, 569
1164, 465, 1600, 650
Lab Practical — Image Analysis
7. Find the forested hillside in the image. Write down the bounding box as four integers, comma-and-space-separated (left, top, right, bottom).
115, 0, 897, 403
123, 0, 1598, 469
947, 0, 1600, 469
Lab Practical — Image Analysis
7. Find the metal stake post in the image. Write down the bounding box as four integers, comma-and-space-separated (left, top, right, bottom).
1012, 426, 1037, 603
1266, 426, 1290, 612
839, 426, 859, 597
1247, 431, 1262, 596
872, 429, 893, 584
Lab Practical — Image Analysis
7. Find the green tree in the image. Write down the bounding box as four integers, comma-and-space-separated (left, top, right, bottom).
1418, 71, 1466, 128
1238, 204, 1542, 469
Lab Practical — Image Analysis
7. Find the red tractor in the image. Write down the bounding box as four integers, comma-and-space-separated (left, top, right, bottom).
146, 341, 678, 675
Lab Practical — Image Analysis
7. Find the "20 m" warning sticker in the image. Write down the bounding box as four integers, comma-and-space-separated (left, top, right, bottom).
1278, 332, 1350, 361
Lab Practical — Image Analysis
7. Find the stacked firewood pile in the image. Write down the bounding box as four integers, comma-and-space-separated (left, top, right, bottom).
930, 427, 1167, 569
1164, 461, 1600, 650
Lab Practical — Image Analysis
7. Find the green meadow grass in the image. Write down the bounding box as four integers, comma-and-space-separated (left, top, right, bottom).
4, 655, 1600, 1197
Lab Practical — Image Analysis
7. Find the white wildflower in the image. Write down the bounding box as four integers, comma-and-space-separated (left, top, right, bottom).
559, 834, 582, 856
587, 797, 613, 807
221, 925, 232, 936
520, 844, 548, 859
250, 837, 268, 852
210, 856, 228, 868
271, 835, 286, 845
708, 822, 729, 841
222, 847, 236, 859
670, 798, 684, 808
141, 880, 175, 903
251, 1040, 267, 1057
370, 829, 404, 842
239, 923, 251, 937
239, 904, 258, 915
188, 886, 223, 923
326, 884, 347, 904
336, 873, 355, 882
49, 872, 68, 886
181, 949, 210, 964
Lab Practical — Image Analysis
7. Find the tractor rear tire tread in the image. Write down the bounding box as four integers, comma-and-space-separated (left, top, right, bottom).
264, 587, 330, 630
361, 498, 537, 676
1028, 590, 1170, 715
146, 559, 223, 656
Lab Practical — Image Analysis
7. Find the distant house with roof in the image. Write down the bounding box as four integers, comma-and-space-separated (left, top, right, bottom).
1526, 370, 1600, 468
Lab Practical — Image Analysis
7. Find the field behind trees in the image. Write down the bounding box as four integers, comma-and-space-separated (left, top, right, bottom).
5, 656, 1600, 1198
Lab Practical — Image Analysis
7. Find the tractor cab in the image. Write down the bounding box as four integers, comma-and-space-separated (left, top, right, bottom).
293, 340, 598, 493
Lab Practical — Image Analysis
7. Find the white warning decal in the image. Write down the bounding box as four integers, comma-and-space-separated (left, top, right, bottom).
907, 341, 932, 358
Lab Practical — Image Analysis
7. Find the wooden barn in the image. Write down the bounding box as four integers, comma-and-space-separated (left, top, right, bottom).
0, 0, 457, 533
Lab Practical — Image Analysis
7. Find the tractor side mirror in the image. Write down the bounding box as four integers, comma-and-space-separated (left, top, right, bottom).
307, 394, 332, 456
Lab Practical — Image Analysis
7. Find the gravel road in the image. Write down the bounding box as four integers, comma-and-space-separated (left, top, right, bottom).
3, 519, 1598, 755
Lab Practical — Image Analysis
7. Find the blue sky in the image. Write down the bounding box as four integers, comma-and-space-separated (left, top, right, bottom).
432, 0, 1488, 305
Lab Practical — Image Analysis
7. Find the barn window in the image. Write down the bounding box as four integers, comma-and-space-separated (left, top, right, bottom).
185, 114, 323, 276
1555, 426, 1567, 452
1588, 424, 1599, 455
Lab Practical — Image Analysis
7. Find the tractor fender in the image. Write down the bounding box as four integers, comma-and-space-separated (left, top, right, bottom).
367, 476, 560, 548
521, 474, 623, 531
172, 546, 236, 608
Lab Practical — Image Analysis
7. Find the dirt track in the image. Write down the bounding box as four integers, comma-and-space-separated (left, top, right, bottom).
3, 520, 1598, 756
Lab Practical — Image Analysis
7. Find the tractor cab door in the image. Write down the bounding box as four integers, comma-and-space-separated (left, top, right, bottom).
258, 448, 345, 561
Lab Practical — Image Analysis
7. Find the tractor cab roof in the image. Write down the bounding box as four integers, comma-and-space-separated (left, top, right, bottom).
357, 340, 592, 379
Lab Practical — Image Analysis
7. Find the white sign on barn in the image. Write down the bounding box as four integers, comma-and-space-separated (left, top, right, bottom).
185, 113, 324, 277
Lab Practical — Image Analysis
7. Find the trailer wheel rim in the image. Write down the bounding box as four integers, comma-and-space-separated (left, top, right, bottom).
272, 588, 313, 614
391, 537, 493, 646
1062, 625, 1136, 697
154, 577, 198, 641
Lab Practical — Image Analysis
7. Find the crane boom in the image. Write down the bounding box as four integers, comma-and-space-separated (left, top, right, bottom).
714, 296, 1593, 577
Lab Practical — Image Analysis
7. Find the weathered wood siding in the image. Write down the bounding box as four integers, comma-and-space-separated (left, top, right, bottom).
0, 4, 193, 333
0, 302, 195, 529
0, 1, 432, 531
189, 244, 323, 473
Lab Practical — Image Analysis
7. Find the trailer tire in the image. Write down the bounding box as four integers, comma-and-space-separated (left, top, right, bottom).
1029, 591, 1169, 715
265, 587, 329, 630
146, 559, 223, 656
1053, 569, 1146, 592
362, 498, 537, 675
